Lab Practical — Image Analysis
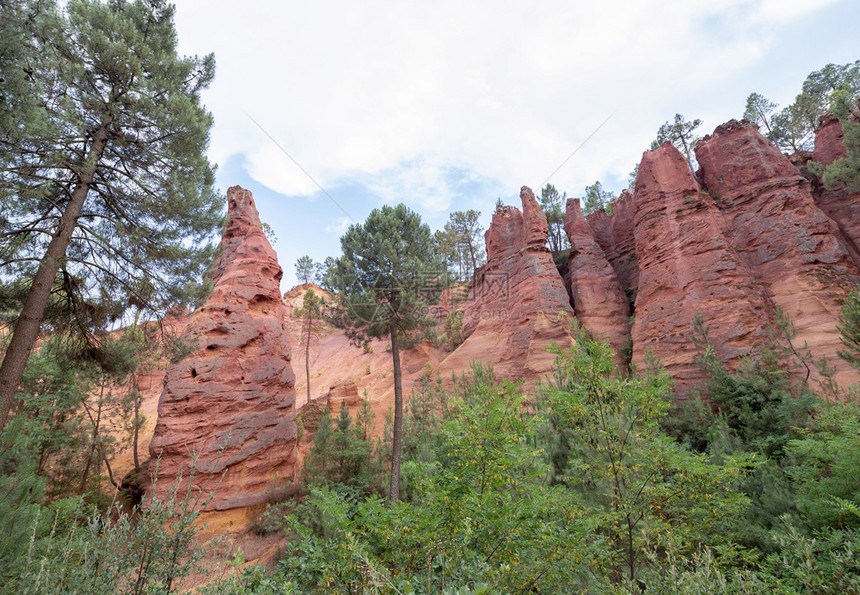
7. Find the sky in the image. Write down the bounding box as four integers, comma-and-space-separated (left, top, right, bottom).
171, 0, 860, 290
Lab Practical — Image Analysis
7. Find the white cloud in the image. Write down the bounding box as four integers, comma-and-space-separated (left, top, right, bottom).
174, 0, 855, 209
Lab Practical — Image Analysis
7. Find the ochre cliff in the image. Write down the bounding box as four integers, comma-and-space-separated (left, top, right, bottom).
629, 142, 771, 392
440, 186, 574, 385
695, 120, 859, 389
564, 197, 630, 369
585, 189, 638, 300
810, 113, 860, 271
148, 186, 297, 511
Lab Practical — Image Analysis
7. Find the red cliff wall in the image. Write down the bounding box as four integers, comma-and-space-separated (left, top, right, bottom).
630, 142, 771, 393
442, 186, 574, 385
695, 120, 859, 389
564, 198, 630, 369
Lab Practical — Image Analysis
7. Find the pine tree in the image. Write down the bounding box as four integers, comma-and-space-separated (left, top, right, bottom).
538, 184, 568, 254
837, 285, 860, 370
0, 0, 223, 435
655, 113, 703, 173
293, 288, 326, 403
327, 204, 442, 502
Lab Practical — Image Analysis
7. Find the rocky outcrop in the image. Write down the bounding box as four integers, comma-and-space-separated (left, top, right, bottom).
810, 114, 860, 271
443, 187, 574, 385
324, 380, 360, 408
564, 198, 630, 368
149, 186, 297, 511
695, 120, 860, 388
586, 189, 638, 300
630, 142, 771, 393
812, 113, 847, 167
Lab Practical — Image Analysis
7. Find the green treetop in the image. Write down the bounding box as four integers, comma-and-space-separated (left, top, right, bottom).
655, 113, 703, 173
538, 184, 569, 254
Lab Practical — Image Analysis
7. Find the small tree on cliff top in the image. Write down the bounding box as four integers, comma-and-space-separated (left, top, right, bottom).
326, 204, 442, 503
0, 0, 223, 436
655, 113, 702, 173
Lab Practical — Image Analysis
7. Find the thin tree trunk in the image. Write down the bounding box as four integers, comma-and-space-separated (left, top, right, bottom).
0, 120, 111, 436
80, 381, 105, 494
388, 319, 403, 504
132, 371, 141, 473
305, 316, 311, 403
467, 238, 477, 276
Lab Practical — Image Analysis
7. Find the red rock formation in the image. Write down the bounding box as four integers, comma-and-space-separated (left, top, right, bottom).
696, 121, 860, 388
564, 198, 630, 368
149, 186, 297, 511
811, 114, 860, 270
443, 187, 574, 385
812, 113, 848, 166
586, 189, 639, 300
631, 142, 771, 393
325, 380, 360, 408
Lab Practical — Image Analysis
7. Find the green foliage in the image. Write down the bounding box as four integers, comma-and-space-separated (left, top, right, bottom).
538, 184, 569, 254
0, 0, 223, 322
278, 364, 594, 593
442, 308, 465, 352
582, 181, 617, 216
768, 60, 860, 153
0, 439, 211, 594
744, 92, 779, 139
655, 113, 703, 172
837, 284, 860, 370
327, 204, 441, 346
785, 402, 860, 530
687, 312, 817, 459
542, 328, 752, 584
294, 255, 318, 286
302, 405, 382, 496
444, 210, 485, 281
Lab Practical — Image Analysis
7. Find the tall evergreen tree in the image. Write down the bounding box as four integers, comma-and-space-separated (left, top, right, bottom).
294, 255, 318, 285
327, 204, 442, 502
0, 0, 223, 435
743, 92, 779, 139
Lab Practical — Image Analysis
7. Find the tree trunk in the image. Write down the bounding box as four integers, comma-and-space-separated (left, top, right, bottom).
388, 320, 403, 503
132, 371, 141, 473
467, 239, 477, 277
305, 316, 312, 403
0, 120, 111, 437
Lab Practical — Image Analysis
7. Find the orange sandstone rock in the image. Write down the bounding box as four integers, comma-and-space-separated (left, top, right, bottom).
810, 113, 860, 271
148, 186, 297, 511
443, 186, 574, 386
696, 121, 860, 388
564, 197, 630, 369
630, 142, 772, 393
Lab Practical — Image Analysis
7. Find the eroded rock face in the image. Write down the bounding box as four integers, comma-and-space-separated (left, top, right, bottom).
564, 198, 630, 369
631, 142, 771, 393
586, 189, 639, 300
444, 187, 574, 386
149, 186, 297, 511
811, 114, 860, 271
696, 121, 860, 389
812, 113, 848, 167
